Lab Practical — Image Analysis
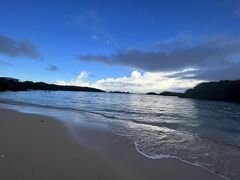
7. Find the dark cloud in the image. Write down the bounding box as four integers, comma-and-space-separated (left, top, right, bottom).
0, 34, 42, 60
47, 64, 58, 72
166, 64, 240, 81
78, 35, 240, 80
193, 63, 240, 80
0, 60, 14, 66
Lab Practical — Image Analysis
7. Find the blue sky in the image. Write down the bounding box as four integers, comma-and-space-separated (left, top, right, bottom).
0, 0, 240, 92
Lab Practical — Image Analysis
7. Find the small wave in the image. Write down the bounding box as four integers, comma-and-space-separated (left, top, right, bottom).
133, 142, 230, 180
0, 99, 179, 131
0, 99, 121, 121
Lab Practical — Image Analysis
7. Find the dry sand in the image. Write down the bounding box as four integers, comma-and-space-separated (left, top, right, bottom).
0, 108, 225, 180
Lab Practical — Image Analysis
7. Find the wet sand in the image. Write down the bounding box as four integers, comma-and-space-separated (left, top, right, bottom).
0, 108, 225, 180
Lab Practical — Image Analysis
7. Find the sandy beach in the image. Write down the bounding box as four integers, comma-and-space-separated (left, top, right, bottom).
0, 108, 225, 180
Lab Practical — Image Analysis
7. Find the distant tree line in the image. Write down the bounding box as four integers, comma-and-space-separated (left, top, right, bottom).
146, 80, 240, 103
0, 77, 105, 92
184, 80, 240, 102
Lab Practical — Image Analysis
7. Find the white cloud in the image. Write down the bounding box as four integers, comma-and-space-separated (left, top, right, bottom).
56, 69, 203, 93
56, 71, 90, 87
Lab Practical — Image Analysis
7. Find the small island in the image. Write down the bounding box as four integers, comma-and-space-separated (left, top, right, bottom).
159, 91, 184, 97
109, 91, 131, 94
146, 92, 158, 95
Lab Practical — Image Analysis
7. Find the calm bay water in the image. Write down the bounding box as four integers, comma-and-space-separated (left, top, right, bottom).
0, 91, 240, 180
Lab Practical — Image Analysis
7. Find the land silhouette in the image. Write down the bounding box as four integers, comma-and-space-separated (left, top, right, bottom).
1, 77, 240, 103
183, 80, 240, 102
147, 80, 240, 103
0, 77, 104, 92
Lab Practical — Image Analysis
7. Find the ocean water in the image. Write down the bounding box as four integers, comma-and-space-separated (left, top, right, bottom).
0, 91, 240, 180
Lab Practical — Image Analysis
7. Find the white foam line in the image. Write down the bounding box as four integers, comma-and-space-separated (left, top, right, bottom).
133, 142, 231, 180
110, 128, 231, 180
134, 142, 170, 159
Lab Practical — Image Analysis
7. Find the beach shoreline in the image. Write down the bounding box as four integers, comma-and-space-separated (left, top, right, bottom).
0, 107, 225, 180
